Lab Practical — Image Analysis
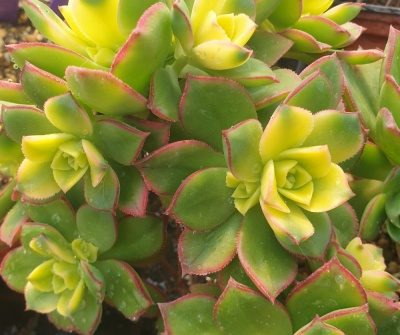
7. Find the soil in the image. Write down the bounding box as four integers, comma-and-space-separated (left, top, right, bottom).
0, 3, 400, 335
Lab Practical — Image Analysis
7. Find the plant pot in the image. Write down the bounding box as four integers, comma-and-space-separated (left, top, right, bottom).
0, 0, 19, 22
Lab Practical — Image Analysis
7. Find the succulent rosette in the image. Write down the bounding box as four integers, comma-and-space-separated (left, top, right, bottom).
172, 0, 257, 70
225, 104, 354, 246
0, 199, 164, 334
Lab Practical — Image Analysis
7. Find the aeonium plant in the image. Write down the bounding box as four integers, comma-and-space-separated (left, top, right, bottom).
0, 0, 399, 334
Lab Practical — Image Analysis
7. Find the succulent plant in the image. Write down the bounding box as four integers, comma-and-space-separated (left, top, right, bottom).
0, 0, 399, 334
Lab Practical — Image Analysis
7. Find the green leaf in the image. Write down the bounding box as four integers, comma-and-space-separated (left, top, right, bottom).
1, 105, 59, 143
21, 62, 68, 108
179, 212, 242, 275
359, 194, 387, 241
247, 69, 302, 110
341, 61, 381, 138
279, 29, 331, 53
92, 119, 148, 165
295, 316, 344, 335
25, 282, 59, 313
380, 75, 400, 127
0, 81, 32, 105
44, 92, 93, 138
286, 257, 367, 332
267, 0, 301, 30
99, 215, 165, 263
84, 166, 119, 213
285, 70, 334, 113
321, 305, 376, 335
123, 116, 170, 152
367, 291, 400, 335
171, 0, 193, 54
117, 0, 163, 35
8, 43, 103, 79
254, 0, 280, 23
70, 289, 102, 335
76, 204, 116, 253
222, 119, 263, 182
96, 260, 153, 319
48, 311, 74, 333
137, 140, 226, 195
0, 246, 44, 292
111, 3, 172, 96
218, 256, 258, 290
205, 58, 278, 87
293, 16, 350, 47
238, 206, 296, 302
167, 167, 236, 231
247, 31, 293, 66
159, 294, 221, 335
0, 201, 29, 246
148, 66, 182, 121
66, 66, 148, 117
180, 75, 257, 151
17, 160, 60, 199
328, 203, 358, 247
215, 278, 293, 335
381, 26, 400, 84
113, 165, 148, 217
375, 107, 400, 165
80, 262, 105, 303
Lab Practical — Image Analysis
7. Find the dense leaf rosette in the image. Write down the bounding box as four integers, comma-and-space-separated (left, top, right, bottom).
0, 202, 153, 334
172, 0, 257, 70
224, 104, 355, 246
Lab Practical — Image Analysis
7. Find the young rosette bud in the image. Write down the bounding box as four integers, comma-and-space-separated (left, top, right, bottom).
224, 105, 356, 248
345, 237, 400, 297
172, 0, 257, 70
0, 202, 153, 334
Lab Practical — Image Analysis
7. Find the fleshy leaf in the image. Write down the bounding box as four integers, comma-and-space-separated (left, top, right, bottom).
137, 140, 226, 195
0, 246, 44, 292
167, 167, 235, 231
328, 203, 358, 247
0, 201, 29, 246
66, 66, 148, 117
222, 119, 263, 182
92, 119, 148, 166
21, 0, 91, 56
285, 70, 334, 113
159, 294, 221, 335
7, 43, 103, 79
179, 75, 257, 151
267, 0, 301, 30
96, 260, 153, 319
171, 0, 193, 54
367, 291, 400, 335
23, 197, 77, 242
76, 204, 116, 253
0, 81, 32, 105
17, 160, 60, 199
259, 104, 314, 164
70, 290, 102, 335
321, 3, 363, 25
84, 166, 119, 213
247, 30, 293, 66
248, 69, 302, 111
178, 212, 242, 275
45, 93, 92, 139
279, 29, 331, 53
21, 62, 68, 108
336, 49, 384, 65
293, 16, 350, 47
302, 110, 364, 164
238, 206, 296, 302
114, 165, 148, 217
148, 66, 182, 121
286, 257, 367, 332
321, 305, 376, 335
1, 105, 59, 143
375, 107, 400, 165
215, 278, 292, 335
25, 282, 59, 313
99, 215, 165, 263
111, 3, 172, 96
359, 194, 387, 241
379, 75, 400, 126
295, 316, 345, 335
